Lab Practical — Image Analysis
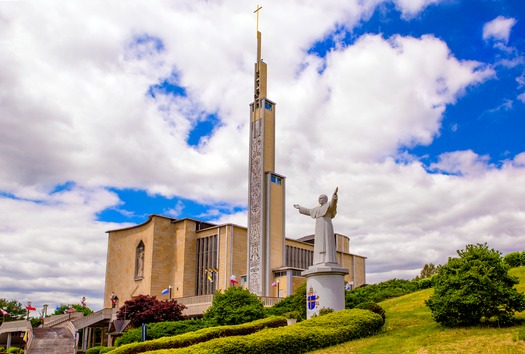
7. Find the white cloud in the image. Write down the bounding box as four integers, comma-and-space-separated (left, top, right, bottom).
392, 0, 442, 18
483, 16, 517, 44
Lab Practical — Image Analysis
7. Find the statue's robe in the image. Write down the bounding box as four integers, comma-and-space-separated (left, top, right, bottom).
297, 195, 338, 265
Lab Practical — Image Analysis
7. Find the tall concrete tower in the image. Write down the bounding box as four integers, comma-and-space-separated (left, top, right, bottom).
247, 16, 286, 296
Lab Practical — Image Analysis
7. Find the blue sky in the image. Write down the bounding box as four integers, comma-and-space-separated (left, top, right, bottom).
1, 0, 525, 311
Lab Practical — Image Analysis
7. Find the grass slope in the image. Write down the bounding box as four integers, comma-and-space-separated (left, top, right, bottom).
313, 266, 525, 353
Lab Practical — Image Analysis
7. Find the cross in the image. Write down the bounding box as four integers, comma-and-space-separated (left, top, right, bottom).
254, 5, 262, 35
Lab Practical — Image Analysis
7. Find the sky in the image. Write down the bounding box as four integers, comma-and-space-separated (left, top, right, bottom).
1, 0, 524, 313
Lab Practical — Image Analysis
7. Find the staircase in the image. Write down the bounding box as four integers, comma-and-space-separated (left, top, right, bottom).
73, 308, 116, 330
27, 327, 75, 354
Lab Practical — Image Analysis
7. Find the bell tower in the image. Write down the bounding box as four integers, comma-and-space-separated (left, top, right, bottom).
247, 6, 285, 296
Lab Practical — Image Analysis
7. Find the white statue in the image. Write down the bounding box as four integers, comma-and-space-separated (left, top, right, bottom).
294, 187, 338, 265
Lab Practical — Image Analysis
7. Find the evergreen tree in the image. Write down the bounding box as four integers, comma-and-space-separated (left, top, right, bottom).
426, 243, 525, 327
203, 286, 265, 326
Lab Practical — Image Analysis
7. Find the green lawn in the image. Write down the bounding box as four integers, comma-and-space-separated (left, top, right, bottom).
313, 266, 525, 353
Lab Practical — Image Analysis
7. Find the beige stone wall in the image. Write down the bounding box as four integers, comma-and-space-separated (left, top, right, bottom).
269, 178, 284, 279
104, 218, 155, 308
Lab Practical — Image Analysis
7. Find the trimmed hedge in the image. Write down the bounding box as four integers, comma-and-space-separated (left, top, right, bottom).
116, 319, 208, 346
144, 309, 383, 354
86, 346, 107, 354
107, 316, 287, 354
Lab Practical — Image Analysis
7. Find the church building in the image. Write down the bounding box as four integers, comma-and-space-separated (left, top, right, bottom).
104, 25, 366, 315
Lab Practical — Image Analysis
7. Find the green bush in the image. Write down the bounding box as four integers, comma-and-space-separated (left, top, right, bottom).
417, 277, 433, 289
355, 301, 386, 324
106, 316, 287, 354
426, 243, 525, 327
203, 286, 265, 326
504, 251, 525, 268
115, 319, 208, 346
86, 346, 107, 354
266, 281, 306, 319
99, 347, 116, 354
346, 278, 418, 308
5, 347, 23, 354
159, 309, 384, 354
318, 307, 334, 316
283, 311, 301, 320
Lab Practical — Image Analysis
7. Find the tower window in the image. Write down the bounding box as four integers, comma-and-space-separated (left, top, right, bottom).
270, 175, 281, 184
264, 101, 272, 111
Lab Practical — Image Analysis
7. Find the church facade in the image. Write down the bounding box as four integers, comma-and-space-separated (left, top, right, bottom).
103, 215, 366, 311
104, 24, 366, 313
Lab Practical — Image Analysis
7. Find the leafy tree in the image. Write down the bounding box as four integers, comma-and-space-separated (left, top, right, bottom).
503, 251, 525, 268
53, 304, 94, 316
203, 286, 265, 326
426, 243, 525, 327
116, 295, 185, 328
413, 263, 438, 281
0, 299, 27, 322
266, 281, 307, 319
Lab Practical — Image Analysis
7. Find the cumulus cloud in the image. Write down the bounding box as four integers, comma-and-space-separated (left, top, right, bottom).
483, 16, 517, 44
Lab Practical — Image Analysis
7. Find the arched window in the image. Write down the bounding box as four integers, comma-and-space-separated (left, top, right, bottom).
135, 241, 145, 280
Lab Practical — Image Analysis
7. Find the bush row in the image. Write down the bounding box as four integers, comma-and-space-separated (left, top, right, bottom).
107, 316, 287, 354
116, 319, 209, 346
147, 309, 383, 354
346, 278, 419, 308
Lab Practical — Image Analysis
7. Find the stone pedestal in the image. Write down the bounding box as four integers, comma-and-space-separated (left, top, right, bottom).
302, 263, 349, 319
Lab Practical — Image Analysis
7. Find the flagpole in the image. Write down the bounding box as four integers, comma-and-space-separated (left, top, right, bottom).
169, 285, 173, 300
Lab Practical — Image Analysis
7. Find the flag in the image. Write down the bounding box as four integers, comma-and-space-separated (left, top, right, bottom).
0, 309, 8, 315
161, 288, 169, 295
345, 283, 351, 291
230, 275, 238, 284
207, 273, 213, 282
271, 282, 277, 287
81, 297, 86, 307
26, 306, 37, 311
23, 331, 28, 342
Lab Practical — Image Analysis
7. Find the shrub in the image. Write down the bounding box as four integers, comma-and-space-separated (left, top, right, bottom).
504, 251, 525, 268
99, 347, 116, 354
266, 281, 306, 319
346, 278, 418, 308
318, 308, 334, 316
161, 309, 384, 353
283, 311, 301, 320
86, 346, 106, 354
417, 277, 433, 289
115, 319, 208, 346
355, 301, 386, 324
6, 347, 23, 354
203, 286, 265, 326
107, 316, 287, 354
426, 243, 525, 327
117, 294, 185, 328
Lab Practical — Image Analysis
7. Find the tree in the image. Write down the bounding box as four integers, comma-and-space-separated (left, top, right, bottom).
53, 304, 94, 317
503, 251, 525, 268
413, 263, 437, 281
0, 299, 27, 322
426, 243, 525, 327
116, 295, 185, 328
203, 287, 265, 326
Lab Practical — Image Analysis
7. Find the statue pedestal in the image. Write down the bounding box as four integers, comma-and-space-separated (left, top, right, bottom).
302, 263, 349, 319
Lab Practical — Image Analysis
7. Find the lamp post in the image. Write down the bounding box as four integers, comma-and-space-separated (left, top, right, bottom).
276, 280, 280, 298
169, 285, 173, 300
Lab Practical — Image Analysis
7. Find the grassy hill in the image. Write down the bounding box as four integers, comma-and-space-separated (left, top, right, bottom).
313, 266, 525, 353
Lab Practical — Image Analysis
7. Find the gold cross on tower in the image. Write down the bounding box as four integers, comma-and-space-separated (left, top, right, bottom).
254, 5, 262, 36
